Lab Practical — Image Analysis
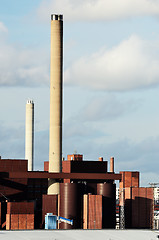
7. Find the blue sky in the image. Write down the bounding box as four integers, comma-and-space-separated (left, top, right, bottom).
0, 0, 159, 186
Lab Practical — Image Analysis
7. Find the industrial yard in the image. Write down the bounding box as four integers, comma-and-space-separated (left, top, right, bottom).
0, 10, 159, 231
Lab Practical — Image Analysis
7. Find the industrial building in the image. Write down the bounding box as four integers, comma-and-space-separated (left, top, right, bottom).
0, 14, 156, 230
0, 155, 120, 229
0, 155, 155, 230
154, 187, 159, 229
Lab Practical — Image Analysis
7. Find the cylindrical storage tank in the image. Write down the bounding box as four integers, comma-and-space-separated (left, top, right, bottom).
59, 183, 83, 229
97, 183, 116, 228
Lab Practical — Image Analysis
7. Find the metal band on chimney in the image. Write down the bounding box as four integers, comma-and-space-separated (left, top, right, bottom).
51, 14, 63, 21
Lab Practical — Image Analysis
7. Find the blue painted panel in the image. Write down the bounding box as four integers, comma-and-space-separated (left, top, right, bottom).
45, 214, 57, 229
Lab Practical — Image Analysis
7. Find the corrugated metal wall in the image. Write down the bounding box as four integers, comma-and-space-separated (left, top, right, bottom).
42, 194, 58, 227
6, 214, 34, 230
124, 187, 153, 229
131, 187, 153, 228
83, 194, 102, 229
97, 183, 116, 228
6, 202, 34, 230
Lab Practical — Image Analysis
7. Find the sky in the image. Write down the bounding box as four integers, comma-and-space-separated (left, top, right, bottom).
0, 0, 159, 186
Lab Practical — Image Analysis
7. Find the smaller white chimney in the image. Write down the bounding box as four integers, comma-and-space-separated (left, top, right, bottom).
25, 99, 34, 171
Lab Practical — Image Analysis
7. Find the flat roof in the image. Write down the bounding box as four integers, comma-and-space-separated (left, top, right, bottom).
8, 172, 122, 180
0, 230, 158, 240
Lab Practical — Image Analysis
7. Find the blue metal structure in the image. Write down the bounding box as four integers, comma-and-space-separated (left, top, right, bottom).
57, 216, 73, 225
45, 213, 73, 230
45, 213, 57, 229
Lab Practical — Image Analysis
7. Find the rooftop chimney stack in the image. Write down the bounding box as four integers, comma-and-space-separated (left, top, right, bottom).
25, 100, 34, 171
110, 157, 114, 173
48, 14, 63, 195
98, 157, 103, 162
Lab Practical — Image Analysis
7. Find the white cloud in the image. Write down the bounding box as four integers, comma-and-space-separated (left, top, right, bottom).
141, 172, 159, 186
79, 95, 138, 121
0, 22, 8, 33
0, 123, 24, 158
65, 35, 159, 91
63, 117, 159, 186
37, 0, 159, 22
0, 23, 49, 87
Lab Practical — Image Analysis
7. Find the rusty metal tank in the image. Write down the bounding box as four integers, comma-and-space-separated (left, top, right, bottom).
59, 183, 83, 229
97, 183, 116, 228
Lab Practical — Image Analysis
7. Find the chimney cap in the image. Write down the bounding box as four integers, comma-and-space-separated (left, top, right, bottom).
51, 14, 63, 21
27, 99, 34, 104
